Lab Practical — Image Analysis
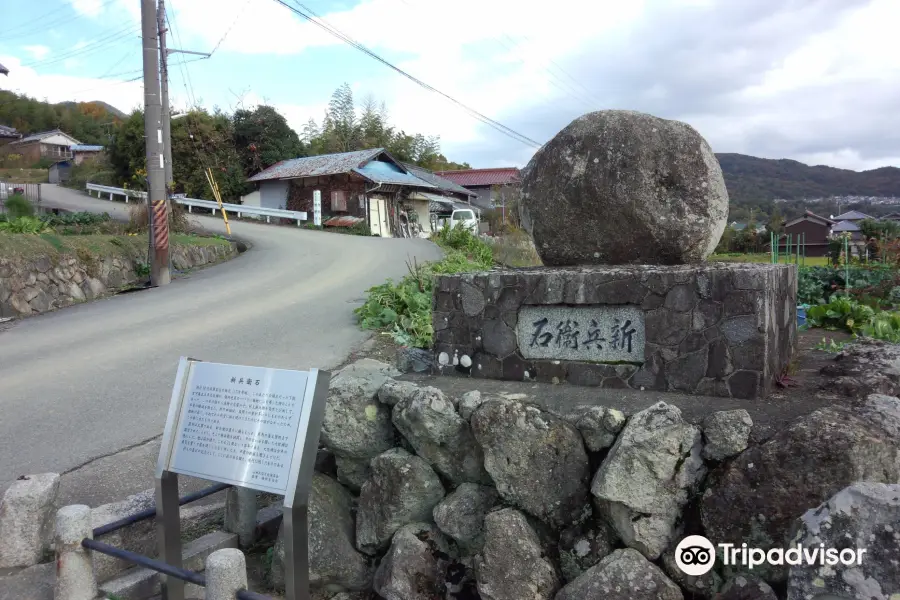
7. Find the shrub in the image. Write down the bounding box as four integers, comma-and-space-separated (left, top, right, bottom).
4, 193, 34, 218
431, 223, 493, 268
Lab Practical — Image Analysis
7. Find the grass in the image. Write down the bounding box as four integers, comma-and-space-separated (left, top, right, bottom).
711, 252, 830, 267
489, 228, 543, 267
0, 168, 48, 183
0, 231, 230, 261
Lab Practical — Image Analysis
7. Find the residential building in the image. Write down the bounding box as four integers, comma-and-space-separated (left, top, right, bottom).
49, 160, 72, 184
881, 212, 900, 221
780, 210, 835, 257
831, 209, 873, 222
0, 125, 21, 146
2, 129, 82, 163
434, 167, 521, 211
71, 144, 104, 165
246, 148, 474, 238
0, 62, 7, 76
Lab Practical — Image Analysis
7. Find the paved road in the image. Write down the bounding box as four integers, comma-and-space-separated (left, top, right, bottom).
0, 185, 441, 503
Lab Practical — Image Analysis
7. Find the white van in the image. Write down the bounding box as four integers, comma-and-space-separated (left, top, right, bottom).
449, 208, 478, 233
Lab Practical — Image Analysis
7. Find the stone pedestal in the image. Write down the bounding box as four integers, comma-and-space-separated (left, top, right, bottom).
432, 263, 797, 399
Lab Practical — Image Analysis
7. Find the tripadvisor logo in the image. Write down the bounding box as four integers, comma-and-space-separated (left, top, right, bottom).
673, 535, 867, 576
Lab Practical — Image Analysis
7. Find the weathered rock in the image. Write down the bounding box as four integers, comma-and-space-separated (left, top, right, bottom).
475, 508, 560, 600
458, 390, 486, 421
558, 517, 616, 582
377, 379, 420, 407
591, 402, 705, 559
90, 489, 159, 581
433, 483, 498, 554
395, 347, 434, 374
471, 400, 590, 527
520, 109, 728, 266
661, 546, 723, 598
555, 548, 683, 600
321, 360, 399, 460
702, 409, 752, 461
0, 473, 60, 568
272, 473, 370, 592
787, 482, 900, 600
821, 338, 900, 398
373, 523, 454, 600
719, 574, 778, 600
702, 394, 900, 582
335, 456, 370, 493
392, 385, 491, 485
573, 406, 627, 452
356, 448, 445, 555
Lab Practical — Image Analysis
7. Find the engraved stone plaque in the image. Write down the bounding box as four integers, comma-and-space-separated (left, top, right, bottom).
167, 361, 309, 494
516, 305, 645, 363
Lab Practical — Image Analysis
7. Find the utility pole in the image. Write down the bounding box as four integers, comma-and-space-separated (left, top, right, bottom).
142, 0, 171, 287
157, 0, 173, 192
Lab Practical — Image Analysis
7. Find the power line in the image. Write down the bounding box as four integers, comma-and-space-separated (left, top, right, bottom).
277, 0, 543, 149
21, 26, 139, 68
0, 0, 121, 42
208, 0, 253, 56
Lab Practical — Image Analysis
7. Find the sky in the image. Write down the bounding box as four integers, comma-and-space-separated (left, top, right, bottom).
0, 0, 898, 171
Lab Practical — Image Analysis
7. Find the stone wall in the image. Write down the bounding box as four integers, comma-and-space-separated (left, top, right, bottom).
0, 240, 237, 318
280, 358, 900, 600
432, 263, 797, 399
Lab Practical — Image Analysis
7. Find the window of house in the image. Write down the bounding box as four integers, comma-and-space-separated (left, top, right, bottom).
331, 190, 347, 211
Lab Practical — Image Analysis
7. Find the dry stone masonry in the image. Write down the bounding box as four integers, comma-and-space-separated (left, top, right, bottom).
6, 357, 900, 599
0, 240, 238, 318
433, 109, 796, 399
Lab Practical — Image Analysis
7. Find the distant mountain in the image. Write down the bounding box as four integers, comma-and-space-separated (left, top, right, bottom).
56, 100, 127, 120
715, 153, 900, 204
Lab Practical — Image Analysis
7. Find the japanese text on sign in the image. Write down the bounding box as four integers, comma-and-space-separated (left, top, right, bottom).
515, 306, 645, 363
167, 362, 309, 494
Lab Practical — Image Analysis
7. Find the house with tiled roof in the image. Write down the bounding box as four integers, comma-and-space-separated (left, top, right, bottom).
1, 129, 81, 164
246, 148, 475, 238
434, 167, 521, 210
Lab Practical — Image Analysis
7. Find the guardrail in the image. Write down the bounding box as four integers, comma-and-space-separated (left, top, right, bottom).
85, 183, 308, 225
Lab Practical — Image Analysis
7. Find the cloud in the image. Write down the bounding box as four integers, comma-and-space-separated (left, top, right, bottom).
23, 45, 51, 60
69, 0, 106, 17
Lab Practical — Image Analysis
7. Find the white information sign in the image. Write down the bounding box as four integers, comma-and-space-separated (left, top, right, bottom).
313, 190, 322, 227
166, 361, 309, 494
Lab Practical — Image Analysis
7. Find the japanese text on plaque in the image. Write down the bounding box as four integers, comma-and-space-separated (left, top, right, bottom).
515, 306, 645, 362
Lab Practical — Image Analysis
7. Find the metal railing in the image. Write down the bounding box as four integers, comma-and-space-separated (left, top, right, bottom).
85, 182, 309, 225
79, 481, 276, 600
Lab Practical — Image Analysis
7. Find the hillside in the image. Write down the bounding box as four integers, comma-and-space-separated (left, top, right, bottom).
716, 153, 900, 204
0, 90, 124, 145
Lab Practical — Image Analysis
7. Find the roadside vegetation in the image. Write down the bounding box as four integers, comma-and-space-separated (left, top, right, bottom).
0, 168, 49, 184
355, 223, 493, 348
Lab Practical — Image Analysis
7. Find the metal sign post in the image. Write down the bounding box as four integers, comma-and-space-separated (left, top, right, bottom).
155, 358, 329, 600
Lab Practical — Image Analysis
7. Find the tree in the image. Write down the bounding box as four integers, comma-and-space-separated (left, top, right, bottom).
766, 207, 784, 235
232, 105, 305, 176
321, 83, 358, 152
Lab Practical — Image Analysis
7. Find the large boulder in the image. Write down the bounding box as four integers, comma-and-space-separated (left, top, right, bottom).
356, 448, 445, 555
559, 405, 627, 452
555, 548, 683, 600
520, 110, 728, 266
373, 523, 455, 600
821, 339, 900, 398
591, 402, 705, 559
475, 508, 560, 600
271, 473, 371, 592
320, 360, 399, 460
392, 385, 491, 486
433, 483, 498, 554
471, 400, 590, 527
787, 482, 900, 600
702, 394, 900, 582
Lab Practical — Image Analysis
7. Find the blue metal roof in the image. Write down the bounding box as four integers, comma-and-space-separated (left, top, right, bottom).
71, 144, 104, 151
353, 160, 435, 188
248, 148, 385, 182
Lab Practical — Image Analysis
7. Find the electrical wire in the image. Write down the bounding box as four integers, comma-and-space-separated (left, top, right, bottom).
0, 0, 121, 42
21, 26, 140, 69
278, 0, 543, 149
208, 0, 254, 56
